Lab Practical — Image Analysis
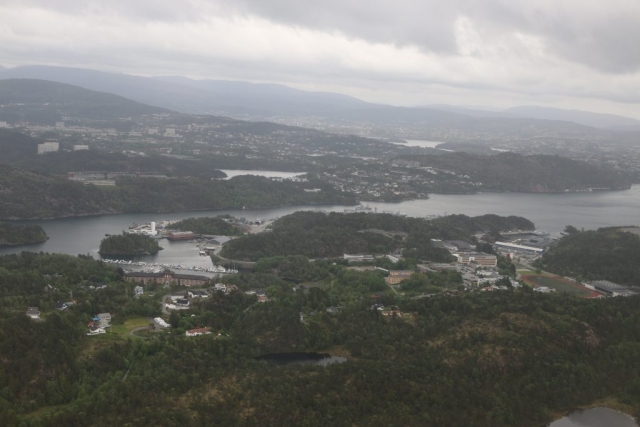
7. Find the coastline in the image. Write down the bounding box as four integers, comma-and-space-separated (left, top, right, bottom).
1, 185, 634, 221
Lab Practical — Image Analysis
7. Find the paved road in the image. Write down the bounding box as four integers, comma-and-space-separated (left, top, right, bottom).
161, 293, 171, 314
129, 326, 150, 336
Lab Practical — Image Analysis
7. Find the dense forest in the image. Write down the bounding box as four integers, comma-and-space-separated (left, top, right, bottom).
220, 211, 534, 261
536, 227, 640, 285
166, 216, 243, 236
0, 222, 48, 246
99, 234, 161, 256
403, 152, 630, 192
2, 253, 640, 426
0, 164, 356, 219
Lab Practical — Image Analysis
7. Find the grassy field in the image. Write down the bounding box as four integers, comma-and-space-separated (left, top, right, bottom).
521, 275, 598, 297
110, 317, 152, 336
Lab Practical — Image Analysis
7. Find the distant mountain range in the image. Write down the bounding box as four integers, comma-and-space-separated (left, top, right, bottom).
1, 65, 639, 133
423, 104, 640, 131
0, 78, 168, 124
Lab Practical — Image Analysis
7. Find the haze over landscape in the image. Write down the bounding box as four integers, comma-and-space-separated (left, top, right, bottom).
1, 2, 640, 427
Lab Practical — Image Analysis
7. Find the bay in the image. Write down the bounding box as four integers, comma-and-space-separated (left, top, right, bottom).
2, 186, 639, 266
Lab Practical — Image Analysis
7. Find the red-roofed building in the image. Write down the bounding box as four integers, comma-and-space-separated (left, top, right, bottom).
185, 327, 212, 337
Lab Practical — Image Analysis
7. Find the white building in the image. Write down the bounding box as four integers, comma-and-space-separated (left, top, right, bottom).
154, 317, 169, 328
0, 121, 8, 128
26, 307, 41, 319
164, 128, 176, 136
494, 242, 544, 254
37, 141, 59, 154
73, 145, 89, 151
134, 286, 144, 296
148, 128, 158, 135
186, 327, 211, 337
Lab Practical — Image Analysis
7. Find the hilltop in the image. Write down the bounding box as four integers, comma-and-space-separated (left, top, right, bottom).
0, 78, 169, 124
536, 227, 640, 286
0, 223, 48, 246
403, 152, 631, 193
0, 165, 356, 220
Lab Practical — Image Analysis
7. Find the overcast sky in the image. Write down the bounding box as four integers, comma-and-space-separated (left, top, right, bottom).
1, 0, 640, 118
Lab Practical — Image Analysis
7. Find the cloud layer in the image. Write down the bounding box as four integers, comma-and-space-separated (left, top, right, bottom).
1, 0, 639, 117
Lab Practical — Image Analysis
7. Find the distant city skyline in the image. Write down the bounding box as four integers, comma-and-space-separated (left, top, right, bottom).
2, 0, 640, 119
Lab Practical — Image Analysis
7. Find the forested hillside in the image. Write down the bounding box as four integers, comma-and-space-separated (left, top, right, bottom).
2, 253, 640, 426
0, 165, 356, 219
166, 216, 243, 235
220, 211, 534, 261
536, 227, 640, 285
0, 222, 48, 246
0, 78, 168, 123
405, 152, 630, 192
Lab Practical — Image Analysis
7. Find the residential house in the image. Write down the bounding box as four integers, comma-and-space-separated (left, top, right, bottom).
26, 307, 41, 319
188, 290, 209, 299
175, 299, 190, 308
96, 313, 111, 328
134, 286, 144, 296
54, 301, 68, 310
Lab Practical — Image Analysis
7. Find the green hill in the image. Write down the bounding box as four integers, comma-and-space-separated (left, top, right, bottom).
536, 227, 640, 286
0, 129, 226, 179
0, 165, 356, 219
220, 211, 533, 261
403, 152, 630, 192
0, 222, 48, 246
0, 78, 169, 124
99, 234, 160, 256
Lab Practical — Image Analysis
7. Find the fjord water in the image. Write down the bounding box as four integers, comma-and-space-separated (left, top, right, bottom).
549, 407, 637, 427
1, 186, 639, 264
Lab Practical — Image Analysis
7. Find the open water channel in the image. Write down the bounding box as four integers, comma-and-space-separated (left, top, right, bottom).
2, 185, 640, 267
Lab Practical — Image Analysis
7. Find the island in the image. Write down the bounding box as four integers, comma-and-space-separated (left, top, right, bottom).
166, 215, 244, 236
0, 222, 48, 246
98, 234, 161, 256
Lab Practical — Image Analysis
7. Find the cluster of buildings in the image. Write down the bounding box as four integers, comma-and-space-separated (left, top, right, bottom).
87, 313, 111, 335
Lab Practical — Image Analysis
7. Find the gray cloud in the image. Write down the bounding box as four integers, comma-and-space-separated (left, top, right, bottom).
1, 0, 640, 116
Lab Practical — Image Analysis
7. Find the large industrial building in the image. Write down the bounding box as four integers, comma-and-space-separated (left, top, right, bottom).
454, 252, 498, 267
386, 270, 414, 284
589, 280, 636, 297
37, 141, 59, 154
494, 241, 544, 254
124, 269, 211, 287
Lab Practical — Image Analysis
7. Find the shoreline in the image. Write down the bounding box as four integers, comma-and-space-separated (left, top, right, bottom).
1, 185, 634, 221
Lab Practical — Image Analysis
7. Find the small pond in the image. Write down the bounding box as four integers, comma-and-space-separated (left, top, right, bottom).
549, 407, 637, 427
256, 352, 347, 367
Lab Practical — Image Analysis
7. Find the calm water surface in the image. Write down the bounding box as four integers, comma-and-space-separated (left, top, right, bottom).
550, 407, 637, 427
2, 186, 639, 265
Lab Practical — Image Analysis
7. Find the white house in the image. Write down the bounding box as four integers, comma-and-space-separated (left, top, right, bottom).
26, 307, 41, 319
188, 290, 209, 298
134, 286, 144, 296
